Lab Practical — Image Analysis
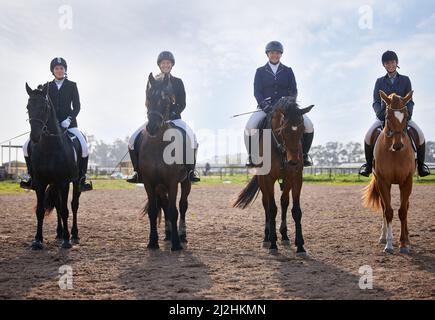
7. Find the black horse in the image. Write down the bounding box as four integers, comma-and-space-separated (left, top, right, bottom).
25, 83, 82, 250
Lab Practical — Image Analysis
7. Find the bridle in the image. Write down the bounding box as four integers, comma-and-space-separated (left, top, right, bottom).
272, 115, 304, 155
28, 83, 67, 137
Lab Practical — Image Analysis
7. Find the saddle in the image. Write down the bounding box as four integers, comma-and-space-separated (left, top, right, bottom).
370, 125, 419, 153
66, 131, 82, 163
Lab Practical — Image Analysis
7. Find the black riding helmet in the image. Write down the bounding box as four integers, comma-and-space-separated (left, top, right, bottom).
50, 57, 67, 73
382, 50, 399, 65
157, 51, 175, 66
265, 41, 284, 54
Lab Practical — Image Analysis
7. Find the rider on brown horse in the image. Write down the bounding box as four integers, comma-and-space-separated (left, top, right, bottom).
127, 51, 200, 183
359, 50, 430, 177
245, 41, 314, 168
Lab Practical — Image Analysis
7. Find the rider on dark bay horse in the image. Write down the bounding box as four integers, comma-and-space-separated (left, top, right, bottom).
127, 51, 200, 183
359, 50, 431, 177
20, 57, 93, 192
245, 41, 314, 168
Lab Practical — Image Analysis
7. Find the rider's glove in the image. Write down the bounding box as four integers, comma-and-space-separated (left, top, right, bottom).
259, 98, 272, 113
61, 116, 72, 129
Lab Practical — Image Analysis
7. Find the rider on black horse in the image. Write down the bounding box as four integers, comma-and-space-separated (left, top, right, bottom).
245, 41, 314, 167
20, 57, 93, 191
359, 50, 430, 177
127, 51, 200, 183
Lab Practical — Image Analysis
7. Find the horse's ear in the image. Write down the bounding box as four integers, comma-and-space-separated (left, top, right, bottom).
148, 73, 155, 87
379, 90, 391, 105
402, 90, 413, 106
25, 82, 32, 96
300, 105, 314, 115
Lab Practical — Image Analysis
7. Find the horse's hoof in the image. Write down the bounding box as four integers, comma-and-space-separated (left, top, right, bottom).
379, 238, 387, 245
269, 248, 279, 255
399, 247, 410, 254
384, 247, 394, 254
147, 242, 160, 250
61, 240, 72, 249
171, 245, 183, 252
262, 241, 271, 249
281, 240, 291, 246
71, 237, 80, 245
296, 251, 308, 258
31, 240, 43, 250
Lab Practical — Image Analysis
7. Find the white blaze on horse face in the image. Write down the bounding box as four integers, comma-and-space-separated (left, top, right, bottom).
394, 111, 404, 123
292, 126, 298, 131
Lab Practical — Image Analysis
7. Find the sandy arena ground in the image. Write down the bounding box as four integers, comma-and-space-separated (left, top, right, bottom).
0, 184, 434, 299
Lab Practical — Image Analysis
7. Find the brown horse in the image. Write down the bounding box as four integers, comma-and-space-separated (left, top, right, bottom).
363, 90, 416, 254
233, 97, 314, 256
138, 73, 192, 251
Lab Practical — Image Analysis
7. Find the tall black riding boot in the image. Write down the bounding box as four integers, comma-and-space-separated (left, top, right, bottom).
246, 135, 258, 168
359, 143, 374, 177
417, 142, 431, 177
187, 148, 200, 182
79, 156, 93, 192
127, 148, 140, 183
20, 156, 34, 190
302, 132, 314, 167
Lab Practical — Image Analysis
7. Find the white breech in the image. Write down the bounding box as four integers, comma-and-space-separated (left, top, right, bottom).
244, 110, 314, 151
67, 128, 89, 158
128, 120, 198, 151
22, 128, 88, 158
365, 119, 425, 146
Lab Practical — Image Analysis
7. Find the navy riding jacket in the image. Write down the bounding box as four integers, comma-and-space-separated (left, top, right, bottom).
254, 63, 297, 105
43, 79, 81, 128
372, 73, 414, 121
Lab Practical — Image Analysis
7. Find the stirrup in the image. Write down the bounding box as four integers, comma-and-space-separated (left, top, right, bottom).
418, 163, 431, 177
303, 154, 313, 167
126, 172, 139, 184
359, 163, 372, 177
79, 177, 93, 192
189, 170, 200, 182
20, 179, 34, 190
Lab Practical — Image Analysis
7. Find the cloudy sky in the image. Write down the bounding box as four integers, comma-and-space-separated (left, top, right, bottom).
1, 0, 434, 162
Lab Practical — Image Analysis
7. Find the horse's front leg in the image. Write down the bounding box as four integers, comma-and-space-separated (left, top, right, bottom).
377, 180, 393, 254
59, 183, 71, 249
398, 176, 413, 254
178, 179, 191, 244
144, 184, 159, 249
280, 183, 291, 245
168, 183, 182, 251
71, 181, 81, 244
291, 181, 307, 257
32, 183, 48, 250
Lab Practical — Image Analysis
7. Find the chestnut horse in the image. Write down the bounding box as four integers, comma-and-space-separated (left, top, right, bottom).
138, 73, 192, 251
233, 97, 314, 256
363, 90, 415, 254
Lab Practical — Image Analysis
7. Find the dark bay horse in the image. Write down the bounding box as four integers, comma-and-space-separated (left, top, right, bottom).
138, 73, 192, 251
363, 90, 415, 254
25, 83, 81, 250
233, 97, 314, 256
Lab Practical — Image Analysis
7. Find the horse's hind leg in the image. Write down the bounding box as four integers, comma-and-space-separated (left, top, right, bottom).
179, 179, 191, 243
32, 183, 48, 250
168, 183, 182, 251
59, 183, 72, 249
261, 178, 277, 251
71, 181, 80, 244
398, 176, 413, 254
55, 198, 63, 241
280, 184, 291, 245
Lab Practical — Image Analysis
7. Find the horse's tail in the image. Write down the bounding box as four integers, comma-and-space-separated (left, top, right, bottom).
232, 176, 260, 209
363, 175, 381, 211
142, 198, 163, 226
44, 185, 57, 216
